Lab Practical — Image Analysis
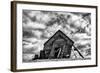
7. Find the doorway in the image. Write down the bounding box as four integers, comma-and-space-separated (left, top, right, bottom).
54, 46, 63, 58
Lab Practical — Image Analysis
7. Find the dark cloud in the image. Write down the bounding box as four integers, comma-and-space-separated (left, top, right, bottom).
23, 30, 34, 38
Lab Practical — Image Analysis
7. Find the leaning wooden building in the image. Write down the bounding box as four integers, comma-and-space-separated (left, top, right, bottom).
39, 30, 74, 59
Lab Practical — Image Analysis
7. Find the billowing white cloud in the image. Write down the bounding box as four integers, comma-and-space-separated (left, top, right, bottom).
23, 38, 38, 43
23, 22, 46, 29
41, 14, 51, 23
73, 33, 91, 40
32, 30, 43, 38
28, 11, 41, 18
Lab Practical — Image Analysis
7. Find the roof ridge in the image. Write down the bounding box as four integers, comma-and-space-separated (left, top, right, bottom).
44, 30, 74, 45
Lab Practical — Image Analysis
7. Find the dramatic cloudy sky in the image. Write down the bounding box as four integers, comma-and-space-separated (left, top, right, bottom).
22, 10, 91, 61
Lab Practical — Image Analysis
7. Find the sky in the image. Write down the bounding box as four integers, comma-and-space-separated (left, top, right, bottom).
22, 10, 91, 61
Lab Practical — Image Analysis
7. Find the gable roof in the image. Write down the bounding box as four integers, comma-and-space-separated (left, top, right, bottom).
44, 30, 74, 46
